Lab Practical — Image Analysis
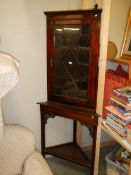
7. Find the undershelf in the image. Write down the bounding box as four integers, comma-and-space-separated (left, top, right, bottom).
45, 142, 91, 168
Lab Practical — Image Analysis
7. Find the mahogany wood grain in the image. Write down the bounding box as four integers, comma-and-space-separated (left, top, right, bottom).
39, 101, 99, 175
45, 9, 101, 109
39, 101, 99, 125
45, 142, 91, 167
39, 9, 102, 175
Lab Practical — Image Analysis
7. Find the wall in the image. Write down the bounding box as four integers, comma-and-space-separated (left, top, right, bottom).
0, 0, 81, 149
108, 0, 131, 57
0, 0, 104, 149
0, 0, 129, 150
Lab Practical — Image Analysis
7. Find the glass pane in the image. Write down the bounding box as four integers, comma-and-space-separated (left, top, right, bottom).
54, 24, 90, 100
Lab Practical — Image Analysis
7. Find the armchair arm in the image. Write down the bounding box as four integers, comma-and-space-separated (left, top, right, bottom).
22, 151, 53, 175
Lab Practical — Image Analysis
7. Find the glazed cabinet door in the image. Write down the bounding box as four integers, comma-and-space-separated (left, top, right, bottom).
45, 10, 101, 109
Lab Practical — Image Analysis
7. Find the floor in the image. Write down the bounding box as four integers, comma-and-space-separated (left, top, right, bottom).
46, 146, 114, 175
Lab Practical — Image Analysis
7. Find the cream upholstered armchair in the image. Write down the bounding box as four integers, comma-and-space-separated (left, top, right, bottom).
0, 52, 53, 175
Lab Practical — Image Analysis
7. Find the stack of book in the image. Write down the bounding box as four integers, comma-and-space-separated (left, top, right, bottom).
104, 86, 131, 139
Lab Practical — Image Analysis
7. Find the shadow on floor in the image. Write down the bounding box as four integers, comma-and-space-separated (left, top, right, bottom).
46, 146, 115, 175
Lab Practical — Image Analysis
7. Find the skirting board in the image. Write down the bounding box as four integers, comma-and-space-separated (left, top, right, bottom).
82, 140, 117, 152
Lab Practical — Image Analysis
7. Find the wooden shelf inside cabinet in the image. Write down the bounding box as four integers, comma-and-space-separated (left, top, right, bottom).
45, 142, 91, 167
108, 58, 131, 82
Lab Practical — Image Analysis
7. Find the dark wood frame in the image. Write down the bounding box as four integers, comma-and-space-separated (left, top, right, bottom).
45, 10, 101, 109
38, 9, 102, 175
39, 101, 100, 175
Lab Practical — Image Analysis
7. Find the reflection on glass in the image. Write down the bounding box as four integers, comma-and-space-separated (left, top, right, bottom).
54, 24, 90, 99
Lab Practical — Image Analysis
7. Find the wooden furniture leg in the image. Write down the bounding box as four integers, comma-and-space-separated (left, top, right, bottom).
41, 114, 46, 157
73, 120, 77, 143
40, 112, 55, 157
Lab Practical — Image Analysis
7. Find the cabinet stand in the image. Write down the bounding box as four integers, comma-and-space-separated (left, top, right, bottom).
39, 101, 99, 175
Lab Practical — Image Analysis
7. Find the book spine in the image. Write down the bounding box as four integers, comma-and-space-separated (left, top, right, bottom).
105, 106, 126, 119
106, 117, 126, 130
107, 113, 126, 126
113, 88, 131, 100
112, 91, 131, 103
106, 119, 127, 133
108, 99, 127, 112
110, 96, 131, 108
105, 123, 127, 138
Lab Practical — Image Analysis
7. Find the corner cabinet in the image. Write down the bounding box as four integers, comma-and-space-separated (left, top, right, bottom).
45, 10, 101, 109
38, 10, 102, 175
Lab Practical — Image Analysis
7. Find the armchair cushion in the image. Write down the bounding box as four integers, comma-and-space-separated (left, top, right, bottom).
0, 124, 35, 175
22, 151, 53, 175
